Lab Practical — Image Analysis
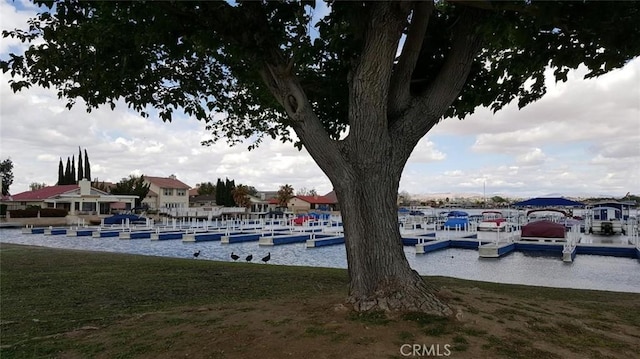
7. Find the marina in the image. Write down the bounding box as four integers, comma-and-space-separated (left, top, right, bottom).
2, 207, 639, 294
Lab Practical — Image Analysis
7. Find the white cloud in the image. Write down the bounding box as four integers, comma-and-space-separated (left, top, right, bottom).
1, 3, 638, 199
408, 137, 447, 163
516, 148, 546, 166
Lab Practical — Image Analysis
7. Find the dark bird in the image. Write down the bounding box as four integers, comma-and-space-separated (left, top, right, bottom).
193, 250, 201, 259
261, 252, 271, 263
231, 252, 239, 261
245, 254, 253, 262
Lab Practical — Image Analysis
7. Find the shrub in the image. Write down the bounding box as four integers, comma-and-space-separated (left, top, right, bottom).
9, 208, 68, 218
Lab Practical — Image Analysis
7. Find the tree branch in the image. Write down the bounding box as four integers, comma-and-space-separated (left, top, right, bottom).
347, 2, 411, 144
389, 1, 433, 117
258, 60, 348, 180
393, 8, 484, 150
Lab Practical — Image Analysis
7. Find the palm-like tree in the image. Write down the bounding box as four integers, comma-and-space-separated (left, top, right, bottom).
277, 184, 294, 209
232, 184, 251, 208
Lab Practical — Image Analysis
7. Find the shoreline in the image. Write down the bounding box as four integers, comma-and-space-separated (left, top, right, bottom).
2, 242, 638, 295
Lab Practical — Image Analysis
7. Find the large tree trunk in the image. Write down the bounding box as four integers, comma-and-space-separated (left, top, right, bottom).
334, 167, 452, 316
257, 2, 481, 316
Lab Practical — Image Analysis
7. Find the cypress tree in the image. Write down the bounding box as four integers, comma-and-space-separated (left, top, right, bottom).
215, 178, 225, 206
64, 157, 71, 185
57, 158, 64, 185
77, 147, 83, 181
225, 178, 235, 207
71, 155, 76, 184
84, 149, 91, 181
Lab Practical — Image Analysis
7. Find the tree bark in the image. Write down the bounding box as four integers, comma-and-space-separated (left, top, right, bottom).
255, 2, 485, 317
333, 165, 452, 316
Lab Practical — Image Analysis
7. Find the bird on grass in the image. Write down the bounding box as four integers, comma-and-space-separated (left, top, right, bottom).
245, 254, 253, 262
261, 252, 271, 263
193, 250, 201, 259
231, 252, 239, 261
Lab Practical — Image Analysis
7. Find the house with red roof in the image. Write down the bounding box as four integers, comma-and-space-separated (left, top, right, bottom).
288, 191, 339, 212
1, 179, 138, 215
142, 175, 191, 210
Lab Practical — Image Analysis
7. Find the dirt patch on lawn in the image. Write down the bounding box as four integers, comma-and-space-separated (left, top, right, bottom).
57, 286, 640, 359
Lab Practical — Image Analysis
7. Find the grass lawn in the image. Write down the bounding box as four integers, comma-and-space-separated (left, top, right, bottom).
1, 243, 638, 358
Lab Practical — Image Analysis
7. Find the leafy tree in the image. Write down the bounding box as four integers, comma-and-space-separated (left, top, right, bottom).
197, 182, 216, 196
232, 184, 251, 208
398, 191, 412, 206
297, 187, 318, 196
245, 186, 258, 197
1, 158, 14, 196
91, 179, 111, 193
29, 182, 47, 191
110, 175, 150, 208
491, 196, 507, 204
2, 1, 639, 314
277, 184, 294, 209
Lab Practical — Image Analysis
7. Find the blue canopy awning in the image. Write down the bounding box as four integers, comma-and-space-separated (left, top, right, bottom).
512, 197, 585, 207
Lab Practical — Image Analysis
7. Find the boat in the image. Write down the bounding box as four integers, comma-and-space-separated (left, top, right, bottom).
443, 211, 469, 230
477, 211, 508, 232
520, 220, 568, 242
520, 209, 582, 243
586, 201, 633, 235
102, 213, 148, 225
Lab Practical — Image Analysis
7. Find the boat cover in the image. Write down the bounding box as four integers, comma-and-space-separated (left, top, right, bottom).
512, 197, 585, 207
521, 220, 565, 238
103, 214, 146, 225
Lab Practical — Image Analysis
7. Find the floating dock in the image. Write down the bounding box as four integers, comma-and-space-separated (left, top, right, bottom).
220, 232, 269, 244
478, 242, 516, 258
259, 233, 314, 246
415, 239, 488, 254
66, 228, 95, 237
306, 235, 345, 248
44, 227, 68, 235
22, 227, 45, 234
182, 231, 243, 242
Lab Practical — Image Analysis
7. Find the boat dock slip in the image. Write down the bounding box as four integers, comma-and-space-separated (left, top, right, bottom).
120, 230, 154, 240
414, 239, 488, 254
182, 231, 244, 242
22, 227, 45, 234
92, 230, 123, 238
575, 243, 638, 258
306, 235, 345, 248
66, 228, 95, 237
221, 232, 268, 244
415, 239, 450, 254
478, 242, 516, 258
149, 231, 186, 240
44, 227, 68, 235
259, 233, 326, 246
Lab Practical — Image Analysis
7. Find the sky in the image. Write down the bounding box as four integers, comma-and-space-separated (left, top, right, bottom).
0, 0, 639, 200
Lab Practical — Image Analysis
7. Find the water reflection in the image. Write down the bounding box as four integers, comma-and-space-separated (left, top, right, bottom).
1, 228, 638, 293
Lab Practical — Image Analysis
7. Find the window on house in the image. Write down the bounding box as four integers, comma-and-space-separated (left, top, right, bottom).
163, 188, 173, 196
177, 189, 186, 196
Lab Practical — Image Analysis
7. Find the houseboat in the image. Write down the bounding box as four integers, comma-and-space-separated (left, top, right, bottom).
586, 201, 634, 235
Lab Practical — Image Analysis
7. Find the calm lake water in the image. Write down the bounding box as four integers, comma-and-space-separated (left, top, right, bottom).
1, 228, 639, 293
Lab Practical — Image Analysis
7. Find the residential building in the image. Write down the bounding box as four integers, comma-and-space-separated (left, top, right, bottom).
1, 179, 137, 215
142, 175, 191, 210
287, 191, 339, 212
